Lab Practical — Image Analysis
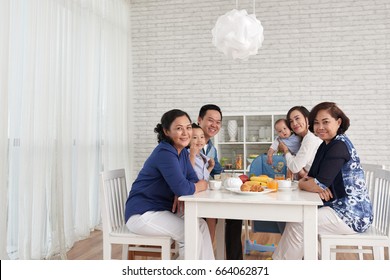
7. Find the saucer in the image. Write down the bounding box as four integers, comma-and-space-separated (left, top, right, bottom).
278, 186, 298, 191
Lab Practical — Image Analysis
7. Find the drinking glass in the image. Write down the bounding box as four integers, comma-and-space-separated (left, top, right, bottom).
274, 173, 285, 180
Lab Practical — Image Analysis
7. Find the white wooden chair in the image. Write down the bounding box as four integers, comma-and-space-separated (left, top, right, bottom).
319, 168, 390, 260
349, 163, 384, 259
100, 168, 177, 260
362, 163, 384, 200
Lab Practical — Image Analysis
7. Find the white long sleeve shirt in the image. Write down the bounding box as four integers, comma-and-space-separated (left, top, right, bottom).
285, 130, 322, 173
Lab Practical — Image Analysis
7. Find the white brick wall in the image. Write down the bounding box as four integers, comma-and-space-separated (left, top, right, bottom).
128, 0, 390, 179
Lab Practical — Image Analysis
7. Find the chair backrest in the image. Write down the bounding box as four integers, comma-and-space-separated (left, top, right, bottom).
100, 169, 128, 234
370, 169, 390, 237
362, 163, 384, 199
249, 154, 287, 178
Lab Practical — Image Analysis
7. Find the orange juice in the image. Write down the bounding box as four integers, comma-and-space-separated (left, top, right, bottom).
267, 180, 278, 190
274, 173, 285, 180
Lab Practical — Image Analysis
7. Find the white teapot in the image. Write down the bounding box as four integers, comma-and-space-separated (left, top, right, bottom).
224, 177, 242, 189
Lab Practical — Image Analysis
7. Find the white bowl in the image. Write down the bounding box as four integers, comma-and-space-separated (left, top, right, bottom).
278, 180, 292, 188
209, 180, 222, 190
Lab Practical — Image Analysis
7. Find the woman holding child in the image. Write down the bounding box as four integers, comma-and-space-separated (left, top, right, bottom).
279, 106, 322, 179
124, 109, 214, 260
273, 102, 373, 260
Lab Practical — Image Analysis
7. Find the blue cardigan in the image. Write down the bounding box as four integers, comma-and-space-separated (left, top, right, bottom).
125, 141, 198, 222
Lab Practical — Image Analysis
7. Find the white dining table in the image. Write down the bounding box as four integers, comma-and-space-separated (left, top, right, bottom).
179, 187, 323, 260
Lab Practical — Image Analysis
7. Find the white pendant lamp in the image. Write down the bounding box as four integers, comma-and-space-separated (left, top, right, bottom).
212, 0, 264, 60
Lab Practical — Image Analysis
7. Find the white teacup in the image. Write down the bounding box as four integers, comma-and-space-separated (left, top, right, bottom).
278, 180, 292, 188
209, 180, 222, 190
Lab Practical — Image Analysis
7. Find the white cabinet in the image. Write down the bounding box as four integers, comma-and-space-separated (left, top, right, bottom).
214, 112, 286, 173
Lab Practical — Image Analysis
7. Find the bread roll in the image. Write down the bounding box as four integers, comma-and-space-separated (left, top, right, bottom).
240, 183, 251, 192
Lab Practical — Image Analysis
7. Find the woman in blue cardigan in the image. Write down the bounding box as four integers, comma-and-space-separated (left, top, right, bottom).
125, 109, 214, 259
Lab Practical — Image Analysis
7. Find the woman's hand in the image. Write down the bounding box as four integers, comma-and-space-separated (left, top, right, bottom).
195, 179, 208, 193
172, 196, 185, 214
318, 187, 333, 201
299, 177, 334, 201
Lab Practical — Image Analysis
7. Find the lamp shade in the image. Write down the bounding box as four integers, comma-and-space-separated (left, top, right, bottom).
212, 9, 264, 60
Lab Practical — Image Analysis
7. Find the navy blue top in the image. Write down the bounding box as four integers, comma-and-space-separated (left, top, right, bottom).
125, 141, 198, 222
308, 134, 373, 232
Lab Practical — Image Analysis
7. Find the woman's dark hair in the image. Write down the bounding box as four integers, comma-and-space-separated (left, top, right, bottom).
154, 109, 192, 143
308, 102, 350, 134
286, 106, 310, 130
198, 104, 223, 120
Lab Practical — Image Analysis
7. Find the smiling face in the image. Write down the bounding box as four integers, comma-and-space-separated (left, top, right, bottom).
197, 109, 222, 141
275, 121, 292, 139
313, 109, 341, 144
288, 109, 308, 137
164, 115, 192, 153
190, 127, 206, 150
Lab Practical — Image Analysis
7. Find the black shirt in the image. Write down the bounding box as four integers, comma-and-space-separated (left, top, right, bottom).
308, 138, 351, 203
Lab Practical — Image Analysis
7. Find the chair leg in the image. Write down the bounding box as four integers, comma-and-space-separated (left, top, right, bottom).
320, 239, 331, 260
330, 249, 337, 260
358, 246, 364, 260
373, 246, 385, 260
103, 242, 112, 260
128, 248, 136, 260
161, 240, 171, 260
171, 241, 179, 260
122, 244, 129, 260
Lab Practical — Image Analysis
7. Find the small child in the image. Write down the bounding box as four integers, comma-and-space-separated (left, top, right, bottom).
188, 123, 215, 180
267, 119, 301, 178
188, 123, 216, 241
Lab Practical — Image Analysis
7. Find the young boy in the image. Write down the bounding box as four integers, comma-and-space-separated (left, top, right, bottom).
188, 123, 217, 241
267, 119, 301, 178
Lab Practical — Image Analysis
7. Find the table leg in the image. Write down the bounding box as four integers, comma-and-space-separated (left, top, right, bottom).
303, 205, 318, 260
184, 202, 198, 259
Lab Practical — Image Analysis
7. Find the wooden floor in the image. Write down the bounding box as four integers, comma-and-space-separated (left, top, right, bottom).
66, 229, 387, 260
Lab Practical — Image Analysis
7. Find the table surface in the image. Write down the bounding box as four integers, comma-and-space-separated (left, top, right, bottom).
179, 187, 323, 260
180, 187, 322, 206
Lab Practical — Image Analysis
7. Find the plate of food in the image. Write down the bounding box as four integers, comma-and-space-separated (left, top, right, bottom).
226, 187, 275, 195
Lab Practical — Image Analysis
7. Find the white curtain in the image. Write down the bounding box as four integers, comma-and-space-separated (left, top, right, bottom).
0, 0, 11, 261
0, 0, 130, 259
